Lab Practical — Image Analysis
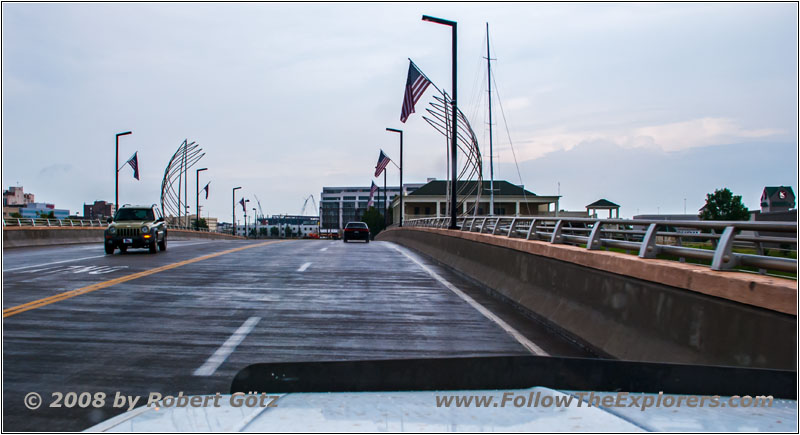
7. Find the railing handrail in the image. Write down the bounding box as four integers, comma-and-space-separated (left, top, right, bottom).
2, 218, 216, 232
403, 215, 797, 276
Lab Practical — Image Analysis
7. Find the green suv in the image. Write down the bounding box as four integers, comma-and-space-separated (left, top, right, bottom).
104, 204, 167, 254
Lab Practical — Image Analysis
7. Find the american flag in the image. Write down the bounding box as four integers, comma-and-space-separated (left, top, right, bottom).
374, 150, 391, 177
126, 152, 140, 180
367, 181, 379, 208
400, 61, 431, 123
239, 197, 246, 212
203, 182, 210, 199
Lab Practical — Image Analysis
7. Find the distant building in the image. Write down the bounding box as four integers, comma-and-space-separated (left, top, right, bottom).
84, 200, 116, 220
586, 199, 620, 219
3, 205, 23, 219
753, 187, 796, 243
320, 183, 425, 232
3, 186, 34, 206
632, 214, 701, 234
238, 215, 319, 237
390, 180, 563, 224
182, 214, 218, 232
760, 186, 795, 213
19, 202, 69, 219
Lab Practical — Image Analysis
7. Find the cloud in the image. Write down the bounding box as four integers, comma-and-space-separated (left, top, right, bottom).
632, 118, 783, 152
499, 140, 797, 216
506, 117, 783, 161
38, 164, 72, 177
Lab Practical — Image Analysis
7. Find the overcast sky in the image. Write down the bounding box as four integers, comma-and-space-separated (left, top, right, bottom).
2, 2, 797, 222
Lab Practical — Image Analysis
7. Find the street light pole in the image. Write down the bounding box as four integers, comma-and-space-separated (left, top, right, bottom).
196, 168, 207, 230
253, 207, 257, 238
386, 128, 403, 227
422, 15, 457, 229
232, 186, 241, 236
115, 131, 132, 212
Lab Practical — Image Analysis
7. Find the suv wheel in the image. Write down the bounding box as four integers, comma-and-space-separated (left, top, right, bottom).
149, 241, 157, 254
158, 237, 167, 252
105, 243, 115, 255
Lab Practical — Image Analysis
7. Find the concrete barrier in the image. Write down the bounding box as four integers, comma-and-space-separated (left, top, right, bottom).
3, 227, 243, 248
378, 227, 797, 370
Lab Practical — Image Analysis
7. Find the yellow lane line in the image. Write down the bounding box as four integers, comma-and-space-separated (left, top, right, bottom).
3, 241, 284, 318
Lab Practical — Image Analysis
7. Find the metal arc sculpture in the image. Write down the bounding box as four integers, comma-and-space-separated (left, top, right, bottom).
160, 139, 205, 221
423, 92, 483, 216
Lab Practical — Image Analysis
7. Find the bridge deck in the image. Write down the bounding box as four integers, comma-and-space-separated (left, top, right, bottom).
3, 239, 587, 431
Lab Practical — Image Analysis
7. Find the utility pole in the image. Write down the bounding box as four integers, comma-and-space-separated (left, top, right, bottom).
386, 128, 403, 226
196, 168, 207, 230
232, 186, 241, 236
422, 15, 458, 229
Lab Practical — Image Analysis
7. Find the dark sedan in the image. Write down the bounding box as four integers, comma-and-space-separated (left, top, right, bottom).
343, 222, 370, 243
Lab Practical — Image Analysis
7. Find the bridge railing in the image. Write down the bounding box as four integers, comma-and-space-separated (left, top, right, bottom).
3, 218, 105, 227
404, 216, 797, 275
3, 218, 213, 232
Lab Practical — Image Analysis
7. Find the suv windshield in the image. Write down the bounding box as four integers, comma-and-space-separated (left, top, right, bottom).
115, 208, 154, 221
346, 222, 368, 229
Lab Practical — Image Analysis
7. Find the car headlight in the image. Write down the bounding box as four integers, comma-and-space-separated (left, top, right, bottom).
141, 226, 149, 234
108, 227, 116, 235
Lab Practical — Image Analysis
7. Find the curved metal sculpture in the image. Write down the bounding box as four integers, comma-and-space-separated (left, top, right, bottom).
160, 139, 205, 224
423, 92, 483, 216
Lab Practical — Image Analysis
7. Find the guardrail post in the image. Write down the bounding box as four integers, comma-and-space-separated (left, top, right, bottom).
526, 219, 537, 240
46, 219, 51, 227
638, 223, 660, 258
586, 220, 603, 250
506, 218, 518, 237
479, 217, 489, 233
491, 217, 503, 235
550, 220, 564, 244
31, 218, 36, 227
711, 226, 739, 271
17, 219, 21, 226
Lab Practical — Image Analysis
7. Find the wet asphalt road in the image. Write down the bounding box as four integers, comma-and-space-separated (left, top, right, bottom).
3, 239, 589, 431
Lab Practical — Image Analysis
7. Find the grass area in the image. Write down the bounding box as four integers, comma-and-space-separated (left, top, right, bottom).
594, 244, 797, 279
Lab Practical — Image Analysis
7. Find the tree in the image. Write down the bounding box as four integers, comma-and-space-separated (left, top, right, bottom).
284, 225, 293, 237
9, 212, 22, 218
259, 227, 268, 237
270, 226, 279, 237
361, 206, 386, 239
193, 218, 208, 230
37, 211, 55, 219
700, 188, 750, 221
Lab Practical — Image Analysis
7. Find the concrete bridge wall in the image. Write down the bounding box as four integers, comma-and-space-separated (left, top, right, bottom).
377, 227, 796, 370
3, 227, 243, 248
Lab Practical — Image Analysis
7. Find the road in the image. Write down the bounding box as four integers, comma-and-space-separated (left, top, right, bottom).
3, 239, 589, 431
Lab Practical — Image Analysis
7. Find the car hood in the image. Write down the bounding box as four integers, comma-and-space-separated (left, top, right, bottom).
84, 387, 797, 432
109, 221, 155, 228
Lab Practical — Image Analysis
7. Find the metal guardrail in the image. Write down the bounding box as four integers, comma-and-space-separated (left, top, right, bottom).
405, 216, 798, 275
2, 218, 211, 232
3, 218, 105, 227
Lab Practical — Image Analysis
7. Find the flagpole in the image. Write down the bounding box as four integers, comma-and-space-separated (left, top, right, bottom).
115, 131, 132, 212
383, 169, 387, 227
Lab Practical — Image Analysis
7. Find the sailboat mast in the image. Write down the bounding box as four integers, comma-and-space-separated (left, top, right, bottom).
486, 22, 494, 216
